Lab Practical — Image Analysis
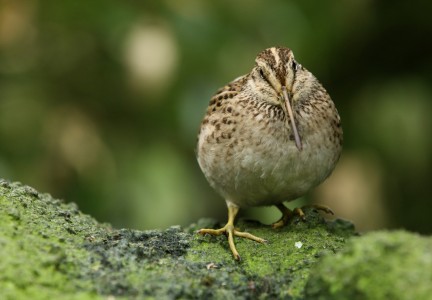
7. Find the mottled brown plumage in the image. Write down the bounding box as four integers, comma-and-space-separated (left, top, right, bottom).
196, 47, 343, 260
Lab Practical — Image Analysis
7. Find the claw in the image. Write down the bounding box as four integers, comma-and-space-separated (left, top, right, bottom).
198, 204, 265, 260
272, 203, 335, 228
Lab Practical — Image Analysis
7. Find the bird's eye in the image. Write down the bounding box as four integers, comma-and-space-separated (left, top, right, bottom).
292, 60, 301, 72
259, 68, 265, 79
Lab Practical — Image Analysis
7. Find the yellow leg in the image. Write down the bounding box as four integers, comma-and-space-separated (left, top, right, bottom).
198, 203, 266, 260
272, 203, 334, 229
271, 203, 294, 229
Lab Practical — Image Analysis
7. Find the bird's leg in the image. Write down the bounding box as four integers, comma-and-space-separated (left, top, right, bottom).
271, 203, 294, 229
272, 203, 334, 229
197, 202, 266, 260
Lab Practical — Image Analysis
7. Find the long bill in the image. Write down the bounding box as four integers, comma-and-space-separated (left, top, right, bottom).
282, 86, 302, 151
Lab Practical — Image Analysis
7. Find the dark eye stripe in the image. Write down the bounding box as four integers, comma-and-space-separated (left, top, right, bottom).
258, 68, 272, 86
292, 60, 302, 72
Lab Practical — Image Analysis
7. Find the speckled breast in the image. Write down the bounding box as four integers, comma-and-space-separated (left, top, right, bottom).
197, 99, 342, 208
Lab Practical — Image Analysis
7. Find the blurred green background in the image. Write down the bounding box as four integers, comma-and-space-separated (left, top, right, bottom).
1, 0, 431, 233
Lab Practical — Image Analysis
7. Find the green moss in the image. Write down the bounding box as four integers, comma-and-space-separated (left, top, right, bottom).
187, 209, 355, 299
0, 179, 357, 299
0, 180, 102, 299
304, 231, 432, 300
3, 179, 432, 299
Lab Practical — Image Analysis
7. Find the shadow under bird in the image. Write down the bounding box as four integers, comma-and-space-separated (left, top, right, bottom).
196, 47, 343, 260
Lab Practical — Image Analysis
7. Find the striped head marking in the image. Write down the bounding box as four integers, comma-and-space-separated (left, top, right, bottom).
255, 47, 301, 91
253, 47, 303, 150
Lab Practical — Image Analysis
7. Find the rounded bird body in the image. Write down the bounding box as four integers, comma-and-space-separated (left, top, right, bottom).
196, 47, 342, 260
197, 47, 342, 208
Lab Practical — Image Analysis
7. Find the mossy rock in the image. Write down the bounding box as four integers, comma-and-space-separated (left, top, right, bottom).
0, 178, 393, 299
304, 231, 432, 300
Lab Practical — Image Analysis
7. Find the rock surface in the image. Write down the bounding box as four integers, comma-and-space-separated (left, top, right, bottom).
305, 230, 432, 300
1, 179, 431, 299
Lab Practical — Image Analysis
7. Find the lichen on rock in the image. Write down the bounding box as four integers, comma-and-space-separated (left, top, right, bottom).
304, 230, 432, 300
0, 179, 358, 299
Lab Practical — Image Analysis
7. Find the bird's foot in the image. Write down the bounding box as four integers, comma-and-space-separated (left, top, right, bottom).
198, 224, 267, 260
271, 203, 334, 229
301, 204, 334, 217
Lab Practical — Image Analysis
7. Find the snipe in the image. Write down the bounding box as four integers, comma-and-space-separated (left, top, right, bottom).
196, 47, 343, 260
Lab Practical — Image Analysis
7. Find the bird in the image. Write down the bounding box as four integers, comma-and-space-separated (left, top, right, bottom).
196, 47, 343, 260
